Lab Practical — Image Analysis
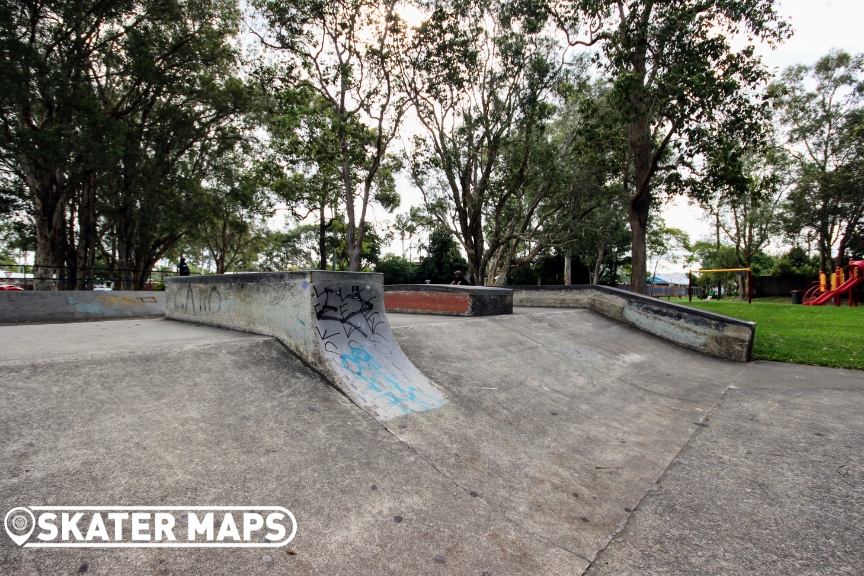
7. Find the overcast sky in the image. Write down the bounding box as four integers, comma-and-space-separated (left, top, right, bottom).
377, 0, 864, 266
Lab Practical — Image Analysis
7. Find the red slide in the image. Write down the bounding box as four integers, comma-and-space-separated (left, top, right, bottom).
805, 260, 864, 306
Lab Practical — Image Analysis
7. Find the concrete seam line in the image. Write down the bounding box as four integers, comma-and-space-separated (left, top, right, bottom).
376, 419, 594, 565
582, 386, 735, 572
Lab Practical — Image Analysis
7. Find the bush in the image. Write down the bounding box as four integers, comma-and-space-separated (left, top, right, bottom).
375, 254, 417, 285
416, 229, 469, 284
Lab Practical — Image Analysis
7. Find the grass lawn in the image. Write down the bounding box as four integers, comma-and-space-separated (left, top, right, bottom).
680, 298, 864, 370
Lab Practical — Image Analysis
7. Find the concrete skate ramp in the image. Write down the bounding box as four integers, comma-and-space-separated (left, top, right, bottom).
512, 285, 755, 362
165, 271, 445, 421
0, 319, 580, 575
2, 312, 862, 574
387, 309, 740, 563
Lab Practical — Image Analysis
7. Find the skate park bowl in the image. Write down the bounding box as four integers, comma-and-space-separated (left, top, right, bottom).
383, 284, 513, 316
165, 271, 446, 421
1, 272, 863, 574
511, 284, 755, 362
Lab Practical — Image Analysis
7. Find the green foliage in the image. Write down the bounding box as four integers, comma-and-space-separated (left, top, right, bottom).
375, 254, 417, 285
416, 229, 469, 285
769, 246, 820, 278
690, 241, 742, 295
556, 0, 790, 293
507, 250, 580, 285
771, 50, 864, 272
0, 0, 253, 288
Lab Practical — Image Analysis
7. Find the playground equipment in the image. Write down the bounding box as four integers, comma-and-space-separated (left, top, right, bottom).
688, 268, 753, 304
803, 260, 864, 306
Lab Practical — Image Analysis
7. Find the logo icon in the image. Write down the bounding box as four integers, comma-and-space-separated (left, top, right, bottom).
4, 507, 35, 546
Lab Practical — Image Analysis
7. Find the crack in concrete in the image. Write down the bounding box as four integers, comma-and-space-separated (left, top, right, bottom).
582, 385, 735, 574
379, 419, 594, 566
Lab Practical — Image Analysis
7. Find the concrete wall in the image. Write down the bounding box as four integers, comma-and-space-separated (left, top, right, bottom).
165, 271, 446, 421
0, 291, 164, 324
512, 285, 755, 362
384, 284, 513, 316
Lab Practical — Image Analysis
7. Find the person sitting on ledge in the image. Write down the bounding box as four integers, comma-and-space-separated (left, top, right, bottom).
178, 257, 191, 277
451, 270, 471, 285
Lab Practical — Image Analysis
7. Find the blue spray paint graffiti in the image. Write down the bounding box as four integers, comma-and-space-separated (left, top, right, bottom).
339, 343, 445, 415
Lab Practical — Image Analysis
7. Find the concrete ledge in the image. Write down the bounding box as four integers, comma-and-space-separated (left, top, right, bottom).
512, 285, 755, 362
165, 271, 446, 420
384, 284, 513, 316
0, 291, 164, 324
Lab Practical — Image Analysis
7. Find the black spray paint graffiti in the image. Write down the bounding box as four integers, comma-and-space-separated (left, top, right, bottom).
175, 283, 222, 314
313, 285, 384, 341
312, 282, 444, 417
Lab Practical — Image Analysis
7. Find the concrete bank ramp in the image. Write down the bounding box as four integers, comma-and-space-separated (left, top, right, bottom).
387, 308, 738, 564
165, 271, 445, 421
512, 285, 755, 362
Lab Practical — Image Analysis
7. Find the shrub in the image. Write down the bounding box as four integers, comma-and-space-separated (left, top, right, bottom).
375, 254, 417, 284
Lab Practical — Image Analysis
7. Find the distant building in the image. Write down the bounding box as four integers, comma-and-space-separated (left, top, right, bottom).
647, 273, 701, 298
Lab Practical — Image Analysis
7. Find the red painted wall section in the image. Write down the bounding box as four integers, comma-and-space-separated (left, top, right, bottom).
384, 291, 470, 315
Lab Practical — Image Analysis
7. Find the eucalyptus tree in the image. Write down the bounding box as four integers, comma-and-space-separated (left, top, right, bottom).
253, 0, 409, 271
1, 0, 118, 287
771, 50, 864, 272
392, 206, 431, 259
193, 148, 275, 274
263, 88, 348, 270
698, 144, 789, 283
555, 0, 790, 293
404, 0, 598, 285
0, 0, 251, 289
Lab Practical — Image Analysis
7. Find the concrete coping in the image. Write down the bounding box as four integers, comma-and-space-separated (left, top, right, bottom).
384, 284, 513, 295
514, 284, 755, 329
167, 270, 380, 285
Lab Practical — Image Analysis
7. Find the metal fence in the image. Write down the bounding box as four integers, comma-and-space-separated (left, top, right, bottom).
1, 265, 191, 290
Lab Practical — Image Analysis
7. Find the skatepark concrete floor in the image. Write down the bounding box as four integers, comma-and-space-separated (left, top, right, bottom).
1, 308, 862, 575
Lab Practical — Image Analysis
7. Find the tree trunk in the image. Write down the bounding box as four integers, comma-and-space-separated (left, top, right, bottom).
626, 29, 653, 296
716, 212, 722, 299
28, 167, 74, 290
75, 174, 97, 290
564, 254, 572, 285
628, 198, 650, 294
493, 242, 518, 286
114, 208, 139, 291
593, 240, 606, 285
319, 202, 327, 270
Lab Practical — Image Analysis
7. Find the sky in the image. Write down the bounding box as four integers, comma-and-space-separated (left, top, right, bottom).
377, 0, 864, 268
